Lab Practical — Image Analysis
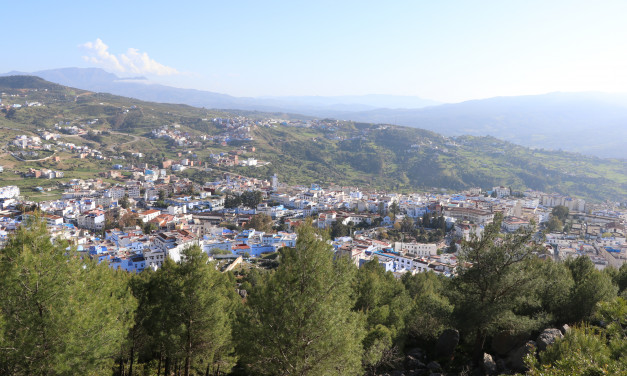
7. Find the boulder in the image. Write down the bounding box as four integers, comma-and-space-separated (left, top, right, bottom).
496, 358, 506, 372
406, 347, 426, 361
435, 329, 459, 358
507, 340, 536, 371
405, 355, 426, 370
559, 324, 570, 335
409, 370, 429, 376
483, 353, 497, 375
536, 328, 563, 351
404, 371, 419, 376
426, 361, 442, 372
491, 331, 526, 356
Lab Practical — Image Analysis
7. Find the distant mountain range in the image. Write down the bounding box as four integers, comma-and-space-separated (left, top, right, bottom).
0, 75, 625, 202
2, 68, 626, 158
338, 93, 627, 159
0, 68, 440, 113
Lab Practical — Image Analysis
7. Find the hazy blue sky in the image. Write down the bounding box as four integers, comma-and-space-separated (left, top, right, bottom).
3, 1, 626, 102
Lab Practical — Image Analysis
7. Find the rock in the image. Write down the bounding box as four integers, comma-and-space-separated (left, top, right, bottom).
496, 358, 506, 372
559, 324, 570, 335
426, 361, 442, 372
536, 328, 563, 351
410, 370, 429, 376
406, 355, 426, 369
508, 340, 536, 371
406, 347, 426, 361
435, 329, 460, 358
491, 331, 526, 356
483, 353, 497, 375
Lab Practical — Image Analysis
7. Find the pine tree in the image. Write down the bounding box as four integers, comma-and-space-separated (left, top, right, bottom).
0, 215, 136, 375
236, 223, 365, 375
355, 259, 411, 372
177, 246, 235, 376
139, 246, 237, 376
452, 213, 545, 359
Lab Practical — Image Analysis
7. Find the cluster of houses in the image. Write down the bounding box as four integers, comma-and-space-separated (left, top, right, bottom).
0, 167, 625, 277
12, 135, 49, 150
152, 119, 254, 148
152, 116, 346, 148
25, 168, 64, 179
11, 131, 105, 162
152, 124, 204, 148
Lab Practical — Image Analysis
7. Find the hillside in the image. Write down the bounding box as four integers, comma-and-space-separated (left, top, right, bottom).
0, 76, 625, 203
337, 92, 627, 159
5, 69, 627, 159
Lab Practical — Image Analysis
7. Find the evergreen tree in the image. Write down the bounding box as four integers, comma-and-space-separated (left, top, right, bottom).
546, 216, 563, 233
389, 202, 400, 218
177, 246, 235, 376
246, 213, 274, 233
240, 191, 263, 208
330, 220, 351, 239
355, 259, 411, 373
402, 272, 453, 346
0, 215, 136, 375
236, 223, 365, 375
551, 205, 569, 222
120, 194, 131, 209
451, 213, 545, 359
139, 246, 237, 376
562, 256, 617, 323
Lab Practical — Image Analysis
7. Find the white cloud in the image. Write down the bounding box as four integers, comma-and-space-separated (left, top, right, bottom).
80, 38, 178, 76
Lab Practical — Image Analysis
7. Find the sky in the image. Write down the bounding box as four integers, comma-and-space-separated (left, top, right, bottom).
2, 0, 627, 103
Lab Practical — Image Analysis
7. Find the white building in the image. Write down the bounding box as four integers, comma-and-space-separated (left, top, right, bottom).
492, 186, 511, 198
77, 210, 105, 231
0, 186, 20, 199
395, 242, 437, 257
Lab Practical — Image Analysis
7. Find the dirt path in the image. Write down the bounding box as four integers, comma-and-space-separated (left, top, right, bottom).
107, 131, 140, 152
10, 151, 56, 162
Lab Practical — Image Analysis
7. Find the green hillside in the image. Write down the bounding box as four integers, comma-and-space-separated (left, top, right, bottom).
237, 125, 626, 201
1, 76, 625, 202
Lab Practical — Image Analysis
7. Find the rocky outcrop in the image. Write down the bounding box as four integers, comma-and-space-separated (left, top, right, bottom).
382, 325, 572, 375
536, 328, 564, 351
507, 340, 536, 371
426, 361, 442, 372
491, 331, 526, 356
559, 324, 570, 335
435, 329, 459, 358
483, 353, 497, 375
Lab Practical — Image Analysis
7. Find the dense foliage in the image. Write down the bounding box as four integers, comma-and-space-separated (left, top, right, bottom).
0, 217, 625, 375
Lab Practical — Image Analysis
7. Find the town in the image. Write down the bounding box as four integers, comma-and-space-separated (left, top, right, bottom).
0, 165, 625, 277
1, 92, 625, 277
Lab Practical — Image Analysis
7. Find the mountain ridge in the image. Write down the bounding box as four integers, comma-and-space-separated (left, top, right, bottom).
0, 67, 439, 111
3, 68, 626, 158
0, 75, 624, 203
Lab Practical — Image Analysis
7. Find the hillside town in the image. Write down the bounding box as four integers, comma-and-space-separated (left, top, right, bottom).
1, 168, 625, 276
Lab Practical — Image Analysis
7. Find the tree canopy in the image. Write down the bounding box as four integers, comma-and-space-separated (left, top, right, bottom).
0, 216, 136, 375
236, 222, 365, 375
